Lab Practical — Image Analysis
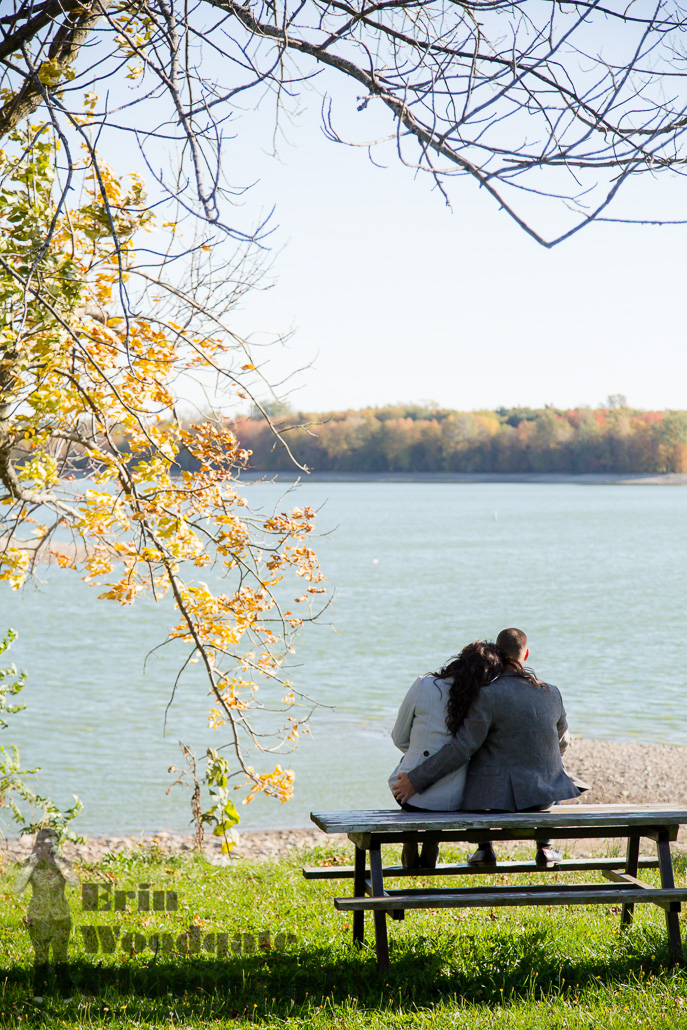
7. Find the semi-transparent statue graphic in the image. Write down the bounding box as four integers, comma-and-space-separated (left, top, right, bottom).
15, 829, 76, 1000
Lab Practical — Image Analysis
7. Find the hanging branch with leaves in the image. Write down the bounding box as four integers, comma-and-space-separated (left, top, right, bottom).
0, 129, 325, 807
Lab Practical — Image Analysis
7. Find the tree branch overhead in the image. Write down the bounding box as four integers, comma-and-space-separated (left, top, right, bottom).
2, 0, 687, 241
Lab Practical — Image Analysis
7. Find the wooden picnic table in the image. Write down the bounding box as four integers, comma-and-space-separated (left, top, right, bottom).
305, 805, 687, 972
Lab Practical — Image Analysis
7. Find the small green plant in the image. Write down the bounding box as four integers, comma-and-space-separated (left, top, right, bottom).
168, 744, 240, 854
0, 627, 82, 842
202, 748, 240, 854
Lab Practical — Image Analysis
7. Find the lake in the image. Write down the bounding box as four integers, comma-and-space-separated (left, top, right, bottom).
2, 481, 685, 835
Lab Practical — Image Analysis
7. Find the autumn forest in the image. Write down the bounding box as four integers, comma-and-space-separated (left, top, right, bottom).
227, 403, 687, 475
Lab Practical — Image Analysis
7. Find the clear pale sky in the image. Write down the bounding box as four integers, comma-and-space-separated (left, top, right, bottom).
100, 66, 686, 417
214, 84, 687, 415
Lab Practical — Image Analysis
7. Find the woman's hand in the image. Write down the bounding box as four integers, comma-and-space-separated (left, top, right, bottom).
392, 772, 417, 804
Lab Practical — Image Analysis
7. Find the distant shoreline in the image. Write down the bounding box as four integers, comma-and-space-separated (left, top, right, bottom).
239, 471, 687, 486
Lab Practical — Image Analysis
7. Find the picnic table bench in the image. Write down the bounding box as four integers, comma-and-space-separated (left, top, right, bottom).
305, 805, 687, 972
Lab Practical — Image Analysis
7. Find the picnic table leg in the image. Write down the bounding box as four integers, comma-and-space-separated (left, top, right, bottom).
656, 830, 683, 965
621, 835, 640, 927
353, 843, 366, 948
369, 840, 390, 973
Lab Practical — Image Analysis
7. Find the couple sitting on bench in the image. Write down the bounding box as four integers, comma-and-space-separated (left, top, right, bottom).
390, 627, 587, 870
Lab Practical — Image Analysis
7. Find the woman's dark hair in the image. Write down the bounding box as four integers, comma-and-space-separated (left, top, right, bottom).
435, 640, 505, 736
437, 640, 549, 736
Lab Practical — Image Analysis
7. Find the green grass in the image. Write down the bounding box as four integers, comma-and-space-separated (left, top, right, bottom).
2, 840, 687, 1028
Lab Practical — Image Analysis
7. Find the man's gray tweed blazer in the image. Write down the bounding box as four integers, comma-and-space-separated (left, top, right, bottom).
406, 668, 580, 811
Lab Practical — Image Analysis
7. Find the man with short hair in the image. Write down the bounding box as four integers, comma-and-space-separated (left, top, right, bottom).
392, 628, 581, 867
496, 626, 528, 662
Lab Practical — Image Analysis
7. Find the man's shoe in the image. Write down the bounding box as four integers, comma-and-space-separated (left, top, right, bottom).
535, 846, 562, 867
466, 846, 497, 867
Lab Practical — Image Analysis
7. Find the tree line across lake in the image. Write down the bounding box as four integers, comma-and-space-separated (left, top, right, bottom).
218, 403, 687, 475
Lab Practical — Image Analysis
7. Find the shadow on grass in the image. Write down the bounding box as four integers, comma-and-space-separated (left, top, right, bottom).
1, 922, 684, 1022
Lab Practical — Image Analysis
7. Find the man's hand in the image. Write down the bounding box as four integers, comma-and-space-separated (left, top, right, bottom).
392, 772, 416, 804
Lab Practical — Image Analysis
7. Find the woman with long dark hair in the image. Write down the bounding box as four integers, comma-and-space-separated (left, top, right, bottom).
392, 627, 586, 868
388, 640, 504, 867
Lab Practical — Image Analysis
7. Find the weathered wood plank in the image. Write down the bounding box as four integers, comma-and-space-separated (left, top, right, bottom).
334, 887, 687, 912
603, 868, 674, 911
368, 841, 390, 972
657, 830, 683, 964
603, 869, 656, 889
379, 882, 634, 898
352, 827, 676, 846
352, 844, 365, 947
311, 805, 687, 835
622, 835, 641, 927
303, 857, 660, 880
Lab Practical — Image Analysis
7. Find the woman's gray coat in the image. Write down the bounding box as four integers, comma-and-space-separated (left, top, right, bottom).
388, 675, 467, 810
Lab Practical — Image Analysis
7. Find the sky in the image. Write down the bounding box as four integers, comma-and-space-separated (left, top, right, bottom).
80, 32, 687, 417
211, 87, 687, 416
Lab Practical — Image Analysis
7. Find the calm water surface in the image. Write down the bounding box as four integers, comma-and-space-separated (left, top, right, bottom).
2, 482, 686, 833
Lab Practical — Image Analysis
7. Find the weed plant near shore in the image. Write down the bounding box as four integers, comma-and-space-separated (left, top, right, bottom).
1, 842, 687, 1028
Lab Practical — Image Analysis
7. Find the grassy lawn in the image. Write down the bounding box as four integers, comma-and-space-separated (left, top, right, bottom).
2, 840, 687, 1028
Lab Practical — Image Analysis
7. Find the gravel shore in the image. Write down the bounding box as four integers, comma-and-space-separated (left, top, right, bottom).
563, 737, 687, 807
2, 738, 686, 867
